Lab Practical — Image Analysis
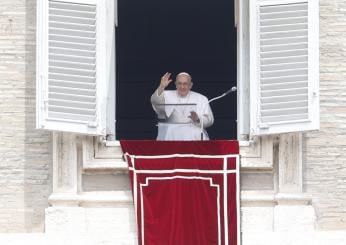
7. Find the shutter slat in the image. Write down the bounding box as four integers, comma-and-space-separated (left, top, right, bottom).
261, 113, 308, 123
261, 55, 308, 65
259, 3, 307, 13
261, 87, 308, 97
261, 43, 308, 52
261, 68, 307, 78
49, 66, 95, 77
49, 79, 96, 89
49, 1, 96, 12
261, 23, 307, 33
260, 17, 308, 26
49, 99, 96, 110
49, 73, 95, 83
261, 100, 308, 110
48, 92, 96, 103
50, 21, 95, 32
261, 94, 307, 104
49, 86, 96, 96
49, 61, 95, 70
261, 36, 307, 46
49, 9, 96, 19
49, 29, 95, 38
261, 74, 308, 84
49, 41, 95, 51
261, 61, 307, 71
49, 48, 95, 58
49, 54, 95, 64
261, 107, 308, 117
48, 112, 95, 122
50, 15, 95, 25
260, 49, 307, 58
261, 81, 308, 90
48, 105, 96, 116
260, 10, 307, 20
261, 30, 307, 40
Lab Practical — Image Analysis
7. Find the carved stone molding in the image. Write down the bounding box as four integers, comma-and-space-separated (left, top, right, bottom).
82, 136, 276, 170
94, 138, 123, 159
240, 136, 274, 169
50, 132, 81, 207
82, 136, 127, 171
241, 191, 312, 207
48, 191, 133, 207
278, 133, 303, 193
52, 132, 79, 193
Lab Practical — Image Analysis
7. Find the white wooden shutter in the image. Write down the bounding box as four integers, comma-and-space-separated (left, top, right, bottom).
249, 0, 319, 135
36, 0, 114, 135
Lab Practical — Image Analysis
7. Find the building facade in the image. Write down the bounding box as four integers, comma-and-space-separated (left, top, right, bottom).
0, 0, 346, 244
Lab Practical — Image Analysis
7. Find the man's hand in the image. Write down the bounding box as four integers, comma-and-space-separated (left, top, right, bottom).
158, 72, 172, 95
189, 111, 200, 123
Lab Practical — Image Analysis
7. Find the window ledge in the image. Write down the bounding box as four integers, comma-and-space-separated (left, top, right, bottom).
239, 140, 253, 147
105, 140, 121, 147
105, 140, 253, 147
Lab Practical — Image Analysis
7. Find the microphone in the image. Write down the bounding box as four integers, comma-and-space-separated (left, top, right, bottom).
208, 86, 237, 103
224, 86, 237, 95
200, 86, 237, 140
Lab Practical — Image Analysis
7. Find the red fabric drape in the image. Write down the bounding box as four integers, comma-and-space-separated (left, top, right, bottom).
121, 140, 239, 245
120, 140, 239, 156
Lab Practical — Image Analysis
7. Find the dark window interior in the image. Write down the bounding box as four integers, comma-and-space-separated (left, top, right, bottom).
116, 0, 237, 140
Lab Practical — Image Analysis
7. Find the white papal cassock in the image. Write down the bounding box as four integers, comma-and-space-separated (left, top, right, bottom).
151, 90, 214, 140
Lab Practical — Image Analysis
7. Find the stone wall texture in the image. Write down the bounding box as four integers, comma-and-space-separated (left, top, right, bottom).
303, 0, 346, 230
0, 0, 51, 232
0, 0, 345, 233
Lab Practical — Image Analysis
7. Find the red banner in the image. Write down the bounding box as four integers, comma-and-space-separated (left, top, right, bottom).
121, 140, 239, 245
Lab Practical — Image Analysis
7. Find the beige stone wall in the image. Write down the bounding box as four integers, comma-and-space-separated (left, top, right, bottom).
303, 0, 346, 230
1, 0, 346, 234
0, 0, 51, 232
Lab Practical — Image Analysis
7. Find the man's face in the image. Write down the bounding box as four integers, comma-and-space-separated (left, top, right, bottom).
175, 75, 192, 97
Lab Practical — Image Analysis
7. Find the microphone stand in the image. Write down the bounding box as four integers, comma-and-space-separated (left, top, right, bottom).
201, 117, 204, 140
200, 87, 237, 140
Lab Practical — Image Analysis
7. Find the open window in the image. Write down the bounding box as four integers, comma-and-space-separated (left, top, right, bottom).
115, 0, 238, 140
36, 0, 319, 139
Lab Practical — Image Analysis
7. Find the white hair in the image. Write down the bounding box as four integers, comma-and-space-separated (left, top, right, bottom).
176, 72, 192, 81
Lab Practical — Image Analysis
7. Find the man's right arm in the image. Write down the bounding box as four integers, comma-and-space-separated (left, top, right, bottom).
151, 72, 172, 115
151, 89, 165, 106
158, 72, 172, 95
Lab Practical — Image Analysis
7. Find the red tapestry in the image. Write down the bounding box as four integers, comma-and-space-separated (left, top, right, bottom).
120, 140, 239, 245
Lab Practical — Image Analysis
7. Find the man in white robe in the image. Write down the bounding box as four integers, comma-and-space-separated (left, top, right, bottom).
151, 72, 214, 140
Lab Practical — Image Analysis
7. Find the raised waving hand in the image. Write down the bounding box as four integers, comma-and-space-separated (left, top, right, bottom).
158, 72, 172, 95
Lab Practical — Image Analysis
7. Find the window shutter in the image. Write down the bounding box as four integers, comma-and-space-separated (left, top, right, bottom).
249, 0, 319, 135
36, 0, 114, 135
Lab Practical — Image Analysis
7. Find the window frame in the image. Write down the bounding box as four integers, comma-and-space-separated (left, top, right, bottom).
37, 0, 319, 140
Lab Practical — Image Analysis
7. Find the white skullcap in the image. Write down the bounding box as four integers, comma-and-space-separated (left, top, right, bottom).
176, 72, 192, 80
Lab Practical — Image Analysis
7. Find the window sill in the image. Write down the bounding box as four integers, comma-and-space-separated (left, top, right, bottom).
105, 140, 252, 147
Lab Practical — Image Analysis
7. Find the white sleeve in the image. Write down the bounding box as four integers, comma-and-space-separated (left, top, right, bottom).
194, 96, 214, 128
150, 89, 165, 116
202, 103, 214, 128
